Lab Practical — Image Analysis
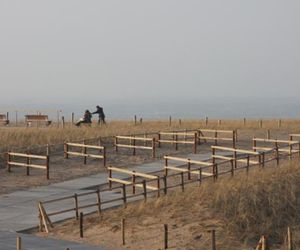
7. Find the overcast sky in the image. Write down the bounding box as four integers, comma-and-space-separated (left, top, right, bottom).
0, 0, 300, 111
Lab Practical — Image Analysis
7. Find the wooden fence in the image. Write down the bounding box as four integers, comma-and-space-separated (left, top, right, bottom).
211, 146, 262, 170
64, 142, 106, 166
252, 138, 300, 157
164, 155, 214, 180
6, 152, 50, 179
115, 136, 156, 158
197, 129, 237, 147
38, 139, 300, 233
158, 131, 198, 153
108, 166, 159, 194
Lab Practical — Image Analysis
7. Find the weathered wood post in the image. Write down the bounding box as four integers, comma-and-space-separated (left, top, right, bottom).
193, 132, 197, 154
115, 137, 118, 152
132, 171, 136, 194
205, 117, 208, 126
157, 176, 160, 197
109, 168, 112, 189
163, 175, 167, 195
132, 136, 136, 155
15, 110, 18, 126
169, 116, 172, 126
64, 142, 69, 159
122, 184, 127, 207
158, 133, 161, 148
278, 119, 281, 128
164, 156, 168, 176
143, 180, 147, 201
16, 236, 22, 250
122, 218, 126, 245
62, 116, 65, 129
46, 155, 50, 180
287, 226, 293, 250
134, 115, 137, 125
230, 159, 234, 177
187, 159, 191, 180
180, 172, 185, 192
74, 193, 79, 220
210, 230, 216, 250
267, 130, 270, 140
26, 151, 30, 176
253, 137, 257, 152
243, 118, 246, 127
164, 224, 168, 249
7, 151, 11, 172
179, 119, 182, 126
71, 112, 74, 125
175, 134, 178, 151
83, 140, 87, 165
214, 131, 218, 146
152, 138, 156, 158
79, 212, 83, 238
96, 189, 102, 215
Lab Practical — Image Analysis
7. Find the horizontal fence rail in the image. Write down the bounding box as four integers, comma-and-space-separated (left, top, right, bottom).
197, 129, 237, 147
6, 152, 50, 179
64, 141, 106, 166
158, 131, 198, 153
115, 135, 156, 158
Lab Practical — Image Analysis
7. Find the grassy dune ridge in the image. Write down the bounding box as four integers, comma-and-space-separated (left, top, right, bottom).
1, 118, 300, 152
41, 159, 300, 249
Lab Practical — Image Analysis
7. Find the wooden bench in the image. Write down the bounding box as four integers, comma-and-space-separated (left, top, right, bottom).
25, 115, 52, 127
0, 114, 9, 125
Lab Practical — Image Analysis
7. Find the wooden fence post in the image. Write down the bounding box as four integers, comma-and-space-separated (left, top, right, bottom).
179, 119, 181, 126
132, 171, 136, 194
243, 118, 246, 126
132, 137, 136, 155
180, 172, 185, 192
157, 176, 160, 197
134, 115, 137, 125
163, 176, 167, 195
230, 159, 234, 177
253, 138, 257, 152
96, 189, 102, 215
109, 168, 112, 189
267, 130, 270, 140
64, 143, 68, 159
164, 224, 168, 249
83, 140, 87, 165
278, 119, 281, 128
62, 116, 65, 129
46, 155, 50, 180
169, 116, 172, 126
164, 156, 168, 176
26, 151, 30, 176
152, 138, 156, 158
143, 180, 147, 201
194, 132, 197, 153
175, 134, 178, 151
79, 212, 83, 238
74, 193, 79, 220
122, 184, 127, 207
287, 226, 293, 250
72, 112, 74, 125
16, 236, 22, 250
122, 218, 125, 245
187, 160, 191, 180
205, 117, 208, 126
198, 168, 202, 186
210, 230, 216, 250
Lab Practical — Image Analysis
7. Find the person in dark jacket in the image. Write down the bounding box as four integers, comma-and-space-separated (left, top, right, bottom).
75, 110, 92, 126
92, 105, 106, 125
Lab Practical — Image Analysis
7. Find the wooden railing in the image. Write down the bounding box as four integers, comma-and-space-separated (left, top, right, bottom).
197, 129, 237, 147
6, 152, 50, 179
158, 131, 198, 153
108, 166, 159, 194
64, 142, 106, 166
115, 136, 156, 158
163, 155, 214, 180
252, 138, 300, 157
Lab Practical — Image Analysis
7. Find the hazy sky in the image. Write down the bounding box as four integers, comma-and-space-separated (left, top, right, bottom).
0, 0, 300, 110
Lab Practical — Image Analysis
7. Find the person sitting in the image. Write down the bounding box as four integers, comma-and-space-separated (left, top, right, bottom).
75, 110, 92, 126
92, 105, 106, 125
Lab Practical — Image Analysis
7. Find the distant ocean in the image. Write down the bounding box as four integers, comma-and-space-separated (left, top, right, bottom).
1, 97, 300, 121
